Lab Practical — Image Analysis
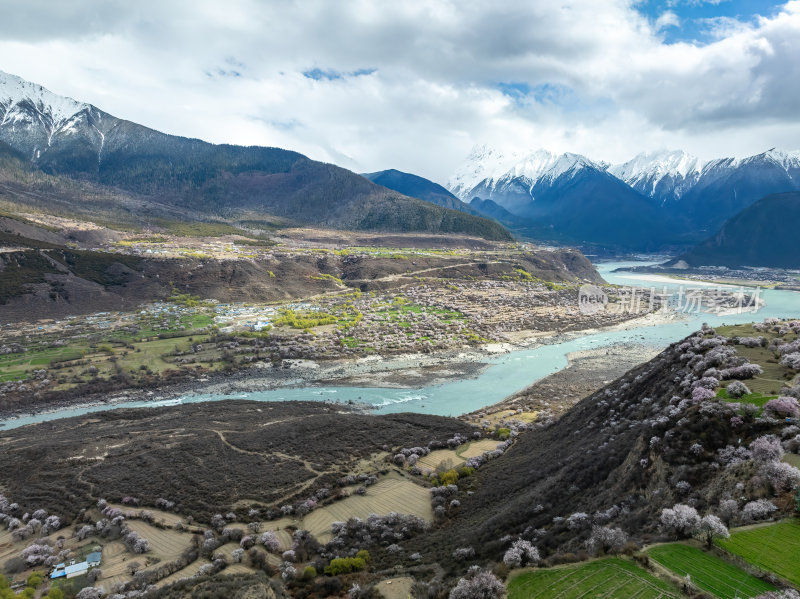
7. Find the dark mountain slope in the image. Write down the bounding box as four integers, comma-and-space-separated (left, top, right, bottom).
0, 141, 212, 228
363, 169, 479, 215
0, 401, 474, 520
674, 153, 800, 232
518, 167, 692, 250
0, 71, 511, 240
468, 198, 520, 225
673, 191, 800, 268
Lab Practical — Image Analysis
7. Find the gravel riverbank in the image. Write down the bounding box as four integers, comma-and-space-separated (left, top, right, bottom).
0, 309, 684, 425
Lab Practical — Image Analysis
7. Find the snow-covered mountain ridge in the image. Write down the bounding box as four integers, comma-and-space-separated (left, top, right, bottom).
449, 144, 800, 207
0, 69, 115, 166
448, 145, 604, 201
0, 70, 89, 125
447, 143, 800, 246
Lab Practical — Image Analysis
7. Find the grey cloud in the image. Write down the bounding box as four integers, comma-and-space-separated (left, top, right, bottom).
0, 0, 146, 40
0, 0, 798, 181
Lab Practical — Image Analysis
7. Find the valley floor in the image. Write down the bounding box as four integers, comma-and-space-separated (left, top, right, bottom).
0, 306, 681, 425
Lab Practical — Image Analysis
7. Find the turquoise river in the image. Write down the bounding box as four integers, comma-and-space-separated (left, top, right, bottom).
2, 261, 798, 429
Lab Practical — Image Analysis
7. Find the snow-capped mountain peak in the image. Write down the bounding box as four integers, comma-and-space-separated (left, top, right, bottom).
745, 148, 800, 170
447, 144, 514, 198
0, 70, 90, 129
0, 70, 114, 166
610, 149, 703, 182
447, 145, 600, 200
608, 149, 705, 203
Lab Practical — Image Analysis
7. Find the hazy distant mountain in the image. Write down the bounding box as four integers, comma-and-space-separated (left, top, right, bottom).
0, 71, 511, 241
674, 150, 800, 231
450, 144, 800, 249
670, 191, 800, 268
362, 169, 481, 215
448, 145, 684, 251
610, 148, 800, 232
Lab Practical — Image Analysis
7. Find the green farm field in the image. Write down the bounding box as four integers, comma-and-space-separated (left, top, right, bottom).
648, 543, 775, 599
416, 439, 499, 474
783, 453, 800, 468
507, 558, 680, 599
717, 520, 800, 587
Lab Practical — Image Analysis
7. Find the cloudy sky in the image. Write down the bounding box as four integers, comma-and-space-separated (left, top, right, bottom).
1, 0, 799, 183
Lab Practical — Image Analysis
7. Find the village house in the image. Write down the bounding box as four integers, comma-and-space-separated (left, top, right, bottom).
50, 551, 101, 579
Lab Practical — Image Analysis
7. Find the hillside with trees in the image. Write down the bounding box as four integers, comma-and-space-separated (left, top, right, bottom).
1, 320, 798, 598
411, 320, 800, 572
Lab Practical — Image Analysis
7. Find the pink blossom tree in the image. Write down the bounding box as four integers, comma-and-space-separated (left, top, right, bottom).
726, 381, 751, 398
750, 436, 784, 463
762, 462, 800, 492
764, 397, 800, 419
585, 526, 628, 554
502, 540, 539, 567
260, 531, 280, 552
660, 504, 700, 538
449, 569, 505, 599
694, 515, 729, 548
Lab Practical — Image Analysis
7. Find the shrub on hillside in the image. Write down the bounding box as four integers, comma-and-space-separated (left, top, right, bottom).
324, 557, 366, 576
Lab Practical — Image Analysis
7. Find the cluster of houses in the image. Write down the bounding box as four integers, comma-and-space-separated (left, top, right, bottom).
50, 551, 101, 579
213, 303, 277, 332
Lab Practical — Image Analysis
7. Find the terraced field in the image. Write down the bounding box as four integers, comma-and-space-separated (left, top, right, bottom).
225, 475, 432, 548
258, 522, 293, 551
0, 530, 15, 565
155, 558, 211, 588
648, 544, 775, 599
107, 504, 186, 528
460, 439, 502, 459
221, 563, 253, 576
375, 576, 414, 599
98, 541, 132, 589
717, 520, 800, 587
416, 439, 500, 474
507, 558, 681, 599
716, 324, 798, 395
416, 450, 459, 473
215, 542, 242, 562
300, 474, 432, 542
125, 520, 191, 563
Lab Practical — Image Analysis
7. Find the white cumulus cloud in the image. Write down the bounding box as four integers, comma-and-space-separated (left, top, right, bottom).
0, 0, 798, 183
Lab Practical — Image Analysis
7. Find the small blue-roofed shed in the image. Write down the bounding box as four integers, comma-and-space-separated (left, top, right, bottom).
87, 551, 101, 567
